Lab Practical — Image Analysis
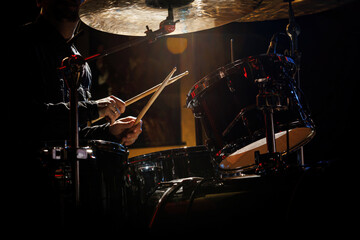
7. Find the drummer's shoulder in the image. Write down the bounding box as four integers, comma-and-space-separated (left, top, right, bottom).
16, 15, 47, 38
15, 21, 37, 42
17, 19, 36, 32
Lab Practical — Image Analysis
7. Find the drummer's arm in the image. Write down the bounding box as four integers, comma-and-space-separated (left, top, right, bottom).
79, 123, 118, 142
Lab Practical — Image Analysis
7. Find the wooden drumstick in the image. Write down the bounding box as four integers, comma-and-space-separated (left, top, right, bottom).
90, 69, 187, 124
134, 67, 177, 125
125, 70, 189, 106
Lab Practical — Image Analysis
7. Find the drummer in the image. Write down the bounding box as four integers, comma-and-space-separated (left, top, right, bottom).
12, 0, 142, 147
6, 0, 142, 230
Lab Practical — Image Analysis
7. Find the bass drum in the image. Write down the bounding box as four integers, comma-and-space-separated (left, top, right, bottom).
186, 54, 315, 174
39, 140, 128, 229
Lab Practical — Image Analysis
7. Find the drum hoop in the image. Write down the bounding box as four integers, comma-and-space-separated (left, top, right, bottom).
40, 139, 128, 155
186, 59, 245, 108
215, 126, 316, 178
128, 145, 209, 164
213, 123, 316, 166
89, 140, 128, 154
186, 54, 296, 109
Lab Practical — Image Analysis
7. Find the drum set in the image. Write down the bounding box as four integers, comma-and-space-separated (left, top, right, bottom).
38, 0, 351, 234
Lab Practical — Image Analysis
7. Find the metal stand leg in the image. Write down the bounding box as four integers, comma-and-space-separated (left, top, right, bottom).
255, 109, 284, 175
264, 109, 276, 154
286, 0, 304, 166
61, 55, 85, 207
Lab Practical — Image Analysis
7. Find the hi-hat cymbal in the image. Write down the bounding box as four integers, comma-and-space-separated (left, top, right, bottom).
237, 0, 354, 22
79, 0, 262, 36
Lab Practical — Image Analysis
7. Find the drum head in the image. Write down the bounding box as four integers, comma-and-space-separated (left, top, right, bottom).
219, 127, 315, 170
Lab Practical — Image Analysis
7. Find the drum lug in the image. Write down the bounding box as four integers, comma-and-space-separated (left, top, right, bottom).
256, 92, 289, 111
254, 151, 285, 175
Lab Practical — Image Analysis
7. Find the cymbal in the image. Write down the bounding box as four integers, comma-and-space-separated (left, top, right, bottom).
79, 0, 354, 36
79, 0, 262, 36
237, 0, 354, 22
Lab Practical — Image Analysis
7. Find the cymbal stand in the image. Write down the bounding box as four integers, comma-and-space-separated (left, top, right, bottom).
255, 78, 285, 175
254, 0, 304, 174
286, 0, 304, 166
82, 4, 179, 63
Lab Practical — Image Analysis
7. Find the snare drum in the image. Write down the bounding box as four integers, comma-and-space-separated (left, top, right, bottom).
187, 54, 315, 174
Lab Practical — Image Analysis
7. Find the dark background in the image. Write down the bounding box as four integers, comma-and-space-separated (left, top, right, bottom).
15, 1, 359, 165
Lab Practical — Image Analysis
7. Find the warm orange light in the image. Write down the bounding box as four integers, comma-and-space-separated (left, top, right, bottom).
166, 37, 188, 54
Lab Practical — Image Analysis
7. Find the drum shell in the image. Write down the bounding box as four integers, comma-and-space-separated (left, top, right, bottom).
125, 146, 215, 193
39, 140, 128, 225
186, 54, 314, 151
123, 146, 215, 220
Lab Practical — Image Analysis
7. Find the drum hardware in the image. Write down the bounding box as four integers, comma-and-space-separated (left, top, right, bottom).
40, 140, 129, 227
230, 38, 235, 63
250, 0, 310, 175
222, 107, 250, 138
254, 151, 284, 175
254, 74, 287, 175
148, 177, 205, 229
61, 55, 86, 149
286, 0, 304, 166
61, 54, 86, 206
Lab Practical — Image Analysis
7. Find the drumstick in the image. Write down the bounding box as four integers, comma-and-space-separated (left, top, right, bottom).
125, 70, 189, 106
90, 69, 188, 124
134, 67, 177, 125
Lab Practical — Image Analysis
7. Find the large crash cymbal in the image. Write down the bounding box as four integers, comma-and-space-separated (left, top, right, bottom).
79, 0, 262, 36
237, 0, 354, 22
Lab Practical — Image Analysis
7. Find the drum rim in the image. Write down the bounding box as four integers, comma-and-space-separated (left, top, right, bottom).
128, 145, 209, 164
186, 53, 296, 109
40, 139, 128, 153
214, 125, 316, 173
186, 58, 245, 108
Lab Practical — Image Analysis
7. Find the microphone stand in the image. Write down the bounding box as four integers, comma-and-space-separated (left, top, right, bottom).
61, 55, 84, 208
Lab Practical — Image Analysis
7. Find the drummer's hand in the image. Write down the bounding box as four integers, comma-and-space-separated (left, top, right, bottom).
109, 116, 142, 146
96, 95, 125, 124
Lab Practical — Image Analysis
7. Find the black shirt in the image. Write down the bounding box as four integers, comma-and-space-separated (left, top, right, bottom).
13, 16, 115, 147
